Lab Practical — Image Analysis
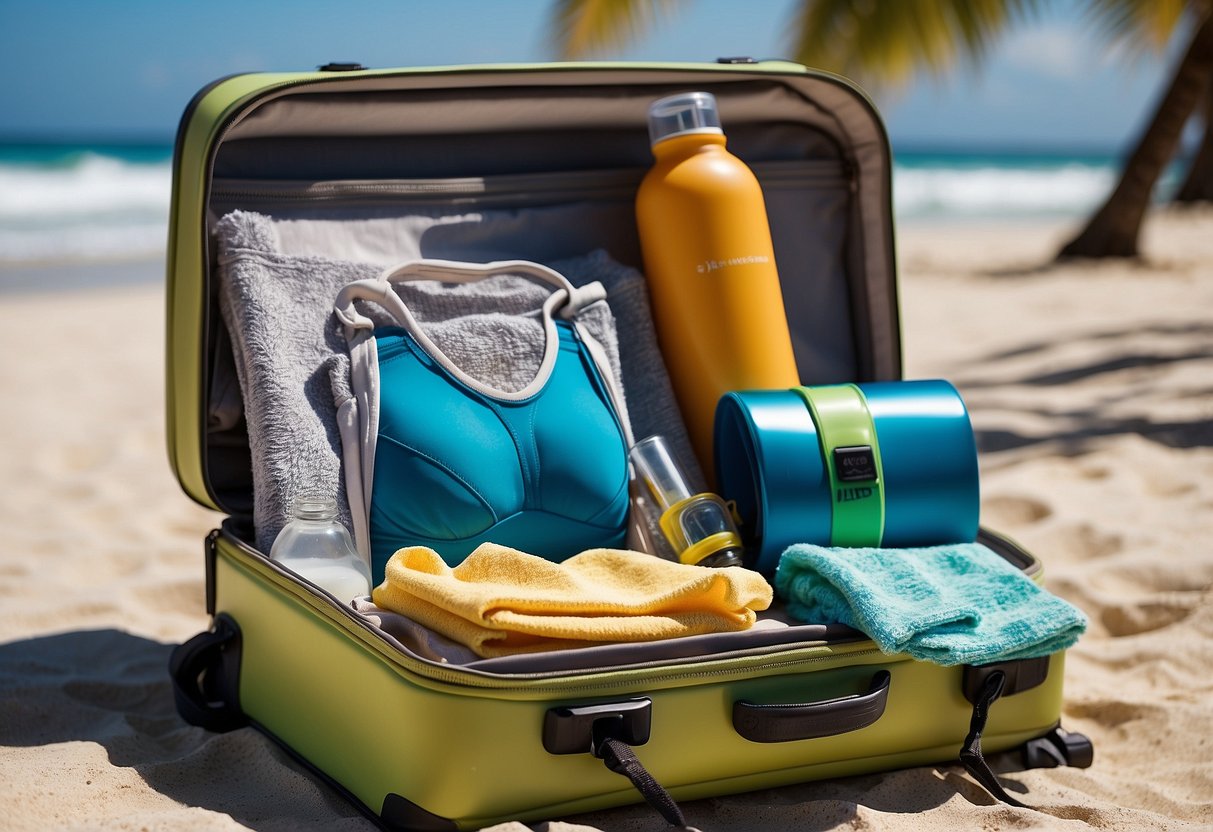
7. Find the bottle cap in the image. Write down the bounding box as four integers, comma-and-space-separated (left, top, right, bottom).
647, 91, 724, 146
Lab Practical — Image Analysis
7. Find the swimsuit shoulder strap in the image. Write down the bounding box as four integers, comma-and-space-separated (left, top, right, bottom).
334, 259, 605, 402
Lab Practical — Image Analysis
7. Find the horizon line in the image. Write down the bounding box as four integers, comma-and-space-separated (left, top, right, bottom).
0, 133, 1135, 158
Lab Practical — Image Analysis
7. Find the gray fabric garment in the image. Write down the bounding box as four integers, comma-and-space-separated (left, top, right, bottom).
214, 210, 699, 555
351, 597, 482, 665
215, 213, 364, 546
351, 595, 797, 670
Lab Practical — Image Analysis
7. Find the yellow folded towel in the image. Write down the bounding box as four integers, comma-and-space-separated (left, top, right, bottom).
371, 543, 773, 658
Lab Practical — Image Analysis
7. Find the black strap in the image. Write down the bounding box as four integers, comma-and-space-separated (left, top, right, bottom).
167, 615, 246, 733
597, 737, 688, 828
959, 670, 1029, 808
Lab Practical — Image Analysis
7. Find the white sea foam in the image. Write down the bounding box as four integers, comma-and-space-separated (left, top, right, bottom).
893, 163, 1118, 220
0, 153, 171, 263
0, 150, 1150, 265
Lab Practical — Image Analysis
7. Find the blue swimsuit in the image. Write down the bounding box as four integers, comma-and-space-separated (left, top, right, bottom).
335, 260, 631, 582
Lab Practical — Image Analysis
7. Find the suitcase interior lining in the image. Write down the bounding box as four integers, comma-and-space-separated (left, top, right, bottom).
167, 67, 900, 517
204, 156, 861, 510
198, 70, 897, 388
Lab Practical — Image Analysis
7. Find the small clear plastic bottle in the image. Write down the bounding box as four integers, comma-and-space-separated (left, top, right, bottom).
269, 495, 372, 602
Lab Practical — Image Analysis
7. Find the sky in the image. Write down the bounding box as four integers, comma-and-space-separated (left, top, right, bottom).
0, 0, 1185, 151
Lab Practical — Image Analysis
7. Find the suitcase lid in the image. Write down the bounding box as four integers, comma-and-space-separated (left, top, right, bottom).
165, 60, 899, 514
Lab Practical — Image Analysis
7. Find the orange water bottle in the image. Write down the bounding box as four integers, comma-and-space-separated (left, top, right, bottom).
636, 91, 800, 482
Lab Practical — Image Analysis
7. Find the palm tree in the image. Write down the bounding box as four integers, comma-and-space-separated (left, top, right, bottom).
550, 0, 1213, 261
552, 0, 1044, 86
1174, 83, 1213, 201
1059, 3, 1213, 257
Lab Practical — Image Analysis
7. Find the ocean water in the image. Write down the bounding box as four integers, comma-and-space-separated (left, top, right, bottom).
0, 143, 173, 265
0, 141, 1183, 267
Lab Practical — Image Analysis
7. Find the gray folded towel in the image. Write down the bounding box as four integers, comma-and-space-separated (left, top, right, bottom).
213, 210, 699, 555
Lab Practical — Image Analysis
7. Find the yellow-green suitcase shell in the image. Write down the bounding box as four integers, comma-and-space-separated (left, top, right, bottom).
165, 61, 1089, 830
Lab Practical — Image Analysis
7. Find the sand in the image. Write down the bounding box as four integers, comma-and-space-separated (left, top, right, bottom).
1, 210, 1210, 830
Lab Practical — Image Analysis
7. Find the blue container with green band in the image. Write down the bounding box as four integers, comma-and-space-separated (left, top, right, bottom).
714, 380, 980, 576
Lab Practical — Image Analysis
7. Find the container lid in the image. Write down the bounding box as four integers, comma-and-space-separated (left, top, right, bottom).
647, 91, 724, 145
714, 389, 831, 576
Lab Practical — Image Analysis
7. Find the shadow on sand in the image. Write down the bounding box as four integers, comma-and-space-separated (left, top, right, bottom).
0, 628, 368, 831
0, 628, 1026, 831
940, 321, 1213, 458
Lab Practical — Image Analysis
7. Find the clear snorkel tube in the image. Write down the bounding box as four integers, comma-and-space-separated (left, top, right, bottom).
629, 435, 745, 568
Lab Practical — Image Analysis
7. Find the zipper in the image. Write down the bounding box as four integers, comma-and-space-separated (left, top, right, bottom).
215, 522, 1044, 694
214, 523, 882, 694
210, 168, 645, 209
209, 159, 849, 211
204, 527, 220, 616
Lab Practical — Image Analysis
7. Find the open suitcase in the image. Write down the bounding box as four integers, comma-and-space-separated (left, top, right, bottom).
166, 60, 1093, 830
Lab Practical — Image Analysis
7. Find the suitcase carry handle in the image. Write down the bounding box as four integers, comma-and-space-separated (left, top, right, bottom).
732, 670, 891, 743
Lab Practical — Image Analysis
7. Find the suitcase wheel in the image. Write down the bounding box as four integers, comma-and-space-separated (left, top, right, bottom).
1021, 726, 1095, 770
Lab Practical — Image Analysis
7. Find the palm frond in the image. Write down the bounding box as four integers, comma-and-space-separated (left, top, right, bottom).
550, 0, 686, 59
1080, 0, 1202, 53
787, 0, 1046, 87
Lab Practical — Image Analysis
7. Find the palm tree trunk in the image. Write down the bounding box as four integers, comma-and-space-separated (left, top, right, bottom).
1058, 12, 1213, 259
1173, 82, 1213, 202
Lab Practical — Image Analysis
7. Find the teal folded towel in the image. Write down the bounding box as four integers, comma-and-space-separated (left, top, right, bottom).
775, 541, 1087, 666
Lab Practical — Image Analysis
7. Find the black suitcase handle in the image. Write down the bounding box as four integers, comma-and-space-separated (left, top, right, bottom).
732, 670, 891, 743
168, 613, 246, 733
